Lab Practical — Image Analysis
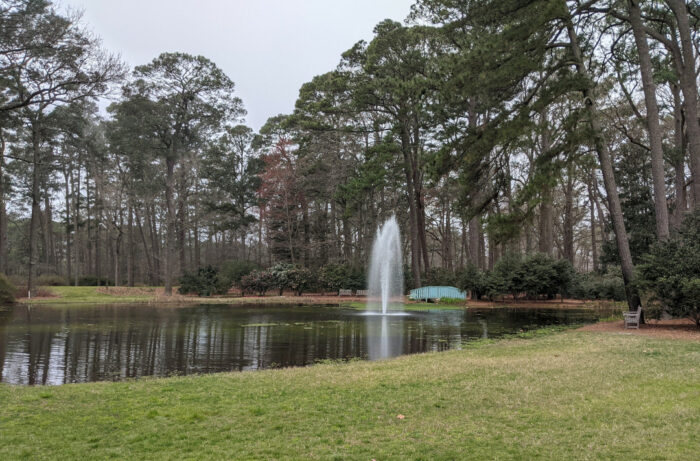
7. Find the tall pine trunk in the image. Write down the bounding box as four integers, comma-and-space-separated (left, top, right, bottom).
164, 156, 176, 295
666, 0, 700, 206
63, 167, 72, 280
566, 18, 641, 311
629, 0, 670, 240
587, 178, 599, 272
27, 116, 42, 295
671, 83, 687, 228
400, 125, 421, 287
563, 166, 575, 265
0, 132, 7, 274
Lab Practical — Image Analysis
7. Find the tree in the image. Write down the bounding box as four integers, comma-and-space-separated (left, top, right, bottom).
340, 20, 438, 286
2, 1, 123, 293
202, 124, 262, 250
413, 0, 641, 309
117, 52, 244, 295
639, 210, 700, 326
0, 0, 122, 115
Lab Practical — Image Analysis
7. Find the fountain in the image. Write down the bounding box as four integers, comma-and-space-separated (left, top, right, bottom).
367, 215, 404, 314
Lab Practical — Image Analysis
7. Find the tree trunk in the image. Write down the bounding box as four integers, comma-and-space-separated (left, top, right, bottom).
587, 178, 599, 272
43, 183, 56, 272
460, 219, 467, 269
666, 0, 700, 206
127, 203, 134, 287
114, 230, 121, 287
164, 156, 176, 295
27, 117, 42, 295
629, 0, 670, 239
563, 166, 575, 265
671, 82, 687, 228
538, 111, 554, 255
400, 126, 421, 287
193, 183, 201, 268
86, 177, 92, 279
63, 167, 72, 281
0, 132, 7, 274
135, 207, 154, 286
566, 18, 641, 310
177, 168, 187, 275
302, 200, 310, 267
469, 217, 480, 268
94, 177, 101, 286
414, 177, 430, 274
147, 203, 160, 283
73, 166, 80, 286
538, 194, 554, 256
444, 203, 453, 270
478, 223, 486, 270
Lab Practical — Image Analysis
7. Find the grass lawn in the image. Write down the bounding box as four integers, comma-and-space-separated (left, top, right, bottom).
27, 286, 161, 304
20, 286, 340, 305
1, 331, 698, 460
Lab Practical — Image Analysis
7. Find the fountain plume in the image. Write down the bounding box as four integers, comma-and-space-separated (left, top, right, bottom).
367, 216, 404, 314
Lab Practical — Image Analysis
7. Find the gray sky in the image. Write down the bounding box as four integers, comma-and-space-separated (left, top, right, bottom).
61, 0, 415, 130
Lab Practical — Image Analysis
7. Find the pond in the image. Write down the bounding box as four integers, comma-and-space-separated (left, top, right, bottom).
0, 304, 606, 385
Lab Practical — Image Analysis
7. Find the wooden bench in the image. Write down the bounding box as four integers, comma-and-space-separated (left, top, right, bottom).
623, 306, 642, 329
356, 290, 368, 296
338, 289, 353, 297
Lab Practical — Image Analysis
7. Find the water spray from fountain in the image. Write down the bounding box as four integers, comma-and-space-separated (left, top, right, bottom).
367, 215, 404, 314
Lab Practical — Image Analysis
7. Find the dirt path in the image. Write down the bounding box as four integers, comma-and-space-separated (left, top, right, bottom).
579, 318, 700, 341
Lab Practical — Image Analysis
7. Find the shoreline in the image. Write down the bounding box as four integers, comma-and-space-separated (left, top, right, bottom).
10, 285, 624, 311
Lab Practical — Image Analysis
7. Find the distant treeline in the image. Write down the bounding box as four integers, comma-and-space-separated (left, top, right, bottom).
1, 0, 699, 312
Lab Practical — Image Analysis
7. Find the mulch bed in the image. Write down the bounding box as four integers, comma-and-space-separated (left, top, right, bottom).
579, 318, 700, 341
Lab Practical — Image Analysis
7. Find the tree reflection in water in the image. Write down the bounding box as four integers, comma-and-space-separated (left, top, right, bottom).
0, 304, 604, 384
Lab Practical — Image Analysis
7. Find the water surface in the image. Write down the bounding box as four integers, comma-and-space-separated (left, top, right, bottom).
0, 304, 604, 385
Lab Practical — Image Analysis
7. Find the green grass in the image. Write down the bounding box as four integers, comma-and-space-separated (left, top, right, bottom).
22, 287, 471, 309
1, 331, 698, 460
31, 286, 158, 304
20, 286, 339, 306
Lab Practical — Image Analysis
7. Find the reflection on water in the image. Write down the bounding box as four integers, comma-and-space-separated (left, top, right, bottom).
0, 304, 604, 385
366, 315, 406, 360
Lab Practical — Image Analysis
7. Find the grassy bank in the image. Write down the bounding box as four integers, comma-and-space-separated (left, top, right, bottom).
18, 286, 352, 306
1, 331, 698, 460
18, 286, 469, 309
19, 286, 613, 312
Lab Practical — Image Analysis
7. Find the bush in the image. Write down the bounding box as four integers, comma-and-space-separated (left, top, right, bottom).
178, 266, 231, 297
78, 276, 114, 286
268, 263, 295, 295
639, 210, 700, 326
515, 253, 575, 300
552, 258, 576, 299
486, 253, 522, 300
458, 254, 576, 301
571, 272, 626, 301
458, 264, 488, 300
286, 267, 315, 296
319, 263, 364, 292
37, 274, 69, 286
0, 274, 16, 304
220, 260, 259, 287
240, 270, 276, 296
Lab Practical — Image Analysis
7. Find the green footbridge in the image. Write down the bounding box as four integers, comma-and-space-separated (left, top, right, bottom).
409, 286, 467, 302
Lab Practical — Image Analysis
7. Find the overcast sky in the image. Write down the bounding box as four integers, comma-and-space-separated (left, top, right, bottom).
60, 0, 415, 130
